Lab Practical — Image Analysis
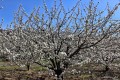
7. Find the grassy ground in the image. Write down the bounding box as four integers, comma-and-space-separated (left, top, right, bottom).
0, 61, 119, 80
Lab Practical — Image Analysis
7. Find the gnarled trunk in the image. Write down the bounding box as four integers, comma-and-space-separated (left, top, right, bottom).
54, 69, 63, 80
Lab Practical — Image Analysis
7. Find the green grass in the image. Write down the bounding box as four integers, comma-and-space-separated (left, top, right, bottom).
80, 74, 92, 80
32, 66, 47, 71
0, 65, 47, 71
0, 65, 19, 71
0, 61, 47, 71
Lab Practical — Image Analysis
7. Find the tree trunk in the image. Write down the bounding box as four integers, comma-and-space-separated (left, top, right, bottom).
26, 63, 30, 71
103, 65, 109, 76
56, 74, 63, 80
54, 69, 63, 80
105, 65, 109, 72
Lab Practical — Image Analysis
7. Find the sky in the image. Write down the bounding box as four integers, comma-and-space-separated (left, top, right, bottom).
0, 0, 120, 28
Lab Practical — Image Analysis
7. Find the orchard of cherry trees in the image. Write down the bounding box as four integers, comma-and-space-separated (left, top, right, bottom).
0, 0, 120, 80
